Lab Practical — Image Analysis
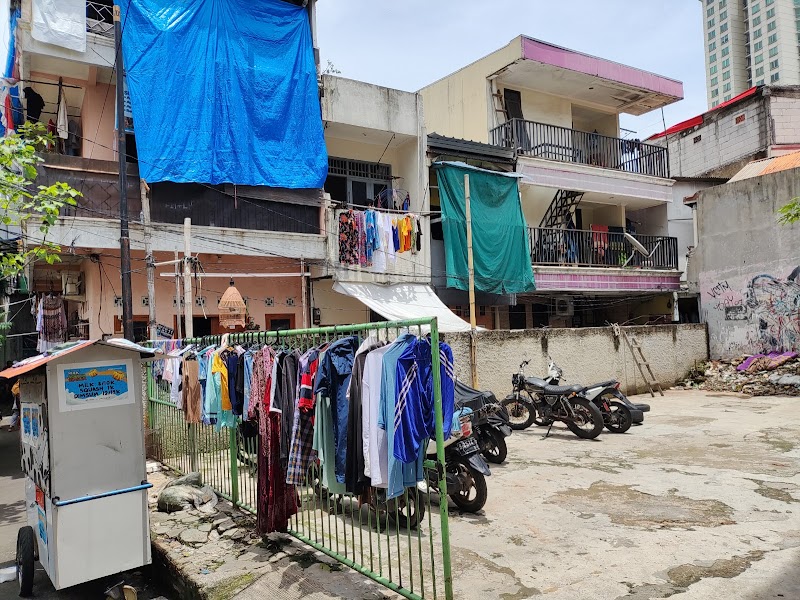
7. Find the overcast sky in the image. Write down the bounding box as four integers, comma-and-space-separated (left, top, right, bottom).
317, 1, 706, 139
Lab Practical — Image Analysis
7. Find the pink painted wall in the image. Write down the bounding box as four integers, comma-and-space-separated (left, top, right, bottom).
81, 252, 307, 339
80, 83, 116, 161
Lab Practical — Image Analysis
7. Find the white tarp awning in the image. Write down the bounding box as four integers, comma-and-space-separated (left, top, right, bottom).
32, 0, 87, 53
333, 282, 473, 333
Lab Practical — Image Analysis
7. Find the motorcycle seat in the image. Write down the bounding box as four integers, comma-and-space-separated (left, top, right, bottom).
524, 376, 550, 388
543, 384, 584, 395
585, 379, 617, 389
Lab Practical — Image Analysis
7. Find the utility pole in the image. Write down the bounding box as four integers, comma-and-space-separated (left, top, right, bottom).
183, 218, 194, 339
174, 250, 182, 340
464, 174, 479, 388
300, 258, 308, 328
114, 3, 133, 340
140, 179, 156, 341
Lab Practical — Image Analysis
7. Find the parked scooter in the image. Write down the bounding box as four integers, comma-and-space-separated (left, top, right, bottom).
542, 358, 647, 431
502, 360, 604, 439
424, 408, 491, 513
454, 379, 512, 464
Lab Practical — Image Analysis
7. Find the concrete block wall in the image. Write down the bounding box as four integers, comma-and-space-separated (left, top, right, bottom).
445, 324, 708, 398
668, 99, 767, 178
770, 94, 800, 145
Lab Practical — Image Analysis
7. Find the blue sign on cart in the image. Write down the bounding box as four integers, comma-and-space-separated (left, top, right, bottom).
59, 361, 133, 412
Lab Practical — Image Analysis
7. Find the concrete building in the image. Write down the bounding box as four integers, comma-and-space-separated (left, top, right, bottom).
701, 0, 800, 108
687, 155, 800, 358
2, 1, 437, 358
650, 86, 800, 179
420, 36, 689, 328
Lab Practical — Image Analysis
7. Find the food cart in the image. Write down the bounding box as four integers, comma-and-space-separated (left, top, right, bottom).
0, 339, 156, 597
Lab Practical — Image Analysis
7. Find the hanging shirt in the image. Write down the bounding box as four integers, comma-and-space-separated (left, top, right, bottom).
362, 344, 393, 487
365, 209, 380, 266
338, 210, 359, 265
394, 338, 456, 464
285, 348, 320, 486
279, 351, 301, 471
314, 335, 359, 485
182, 359, 202, 423
392, 219, 400, 252
378, 333, 424, 499
242, 351, 254, 418
204, 350, 225, 426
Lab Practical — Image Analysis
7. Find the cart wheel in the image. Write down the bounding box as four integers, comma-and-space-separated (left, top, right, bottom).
16, 526, 35, 597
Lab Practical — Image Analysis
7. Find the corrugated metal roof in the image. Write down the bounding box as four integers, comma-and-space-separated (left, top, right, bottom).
729, 150, 800, 182
427, 133, 515, 163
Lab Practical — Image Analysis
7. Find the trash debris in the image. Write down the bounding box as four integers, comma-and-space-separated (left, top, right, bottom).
676, 355, 800, 396
157, 472, 218, 513
0, 566, 16, 583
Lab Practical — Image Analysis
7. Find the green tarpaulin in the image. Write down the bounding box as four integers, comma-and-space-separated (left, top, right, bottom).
436, 163, 535, 295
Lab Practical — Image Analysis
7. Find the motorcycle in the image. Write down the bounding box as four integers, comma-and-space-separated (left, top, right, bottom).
542, 359, 647, 431
423, 408, 491, 513
501, 360, 604, 439
454, 379, 512, 464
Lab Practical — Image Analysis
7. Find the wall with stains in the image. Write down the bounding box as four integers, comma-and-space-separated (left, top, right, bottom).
446, 324, 708, 398
693, 167, 800, 358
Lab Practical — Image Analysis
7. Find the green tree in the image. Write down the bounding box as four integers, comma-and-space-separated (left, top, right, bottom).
777, 197, 800, 225
0, 122, 81, 344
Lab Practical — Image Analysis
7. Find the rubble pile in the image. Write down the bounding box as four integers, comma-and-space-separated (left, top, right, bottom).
677, 354, 800, 397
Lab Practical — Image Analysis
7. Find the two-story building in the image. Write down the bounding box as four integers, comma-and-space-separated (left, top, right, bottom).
420, 36, 689, 328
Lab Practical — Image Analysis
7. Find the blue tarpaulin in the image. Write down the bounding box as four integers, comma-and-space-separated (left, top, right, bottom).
120, 0, 328, 188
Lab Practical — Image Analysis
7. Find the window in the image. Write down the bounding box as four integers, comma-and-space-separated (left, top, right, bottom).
767, 20, 776, 31
723, 70, 731, 80
756, 78, 765, 85
719, 0, 726, 6
720, 22, 729, 32
765, 0, 773, 5
708, 17, 716, 28
755, 53, 764, 63
769, 46, 778, 57
722, 46, 730, 56
710, 52, 718, 63
709, 30, 716, 40
325, 157, 391, 207
724, 94, 732, 101
771, 72, 780, 82
712, 88, 720, 97
724, 82, 732, 92
707, 6, 715, 16
711, 76, 718, 85
712, 100, 720, 108
770, 58, 779, 69
721, 34, 729, 43
754, 40, 763, 51
766, 7, 774, 17
721, 9, 728, 19
752, 2, 760, 12
752, 15, 761, 26
753, 28, 762, 38
722, 58, 730, 68
769, 32, 778, 44
710, 64, 718, 75
756, 66, 765, 76
709, 41, 717, 51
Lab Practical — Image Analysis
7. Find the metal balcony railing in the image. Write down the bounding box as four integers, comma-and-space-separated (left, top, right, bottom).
86, 1, 114, 38
490, 118, 670, 179
529, 227, 679, 270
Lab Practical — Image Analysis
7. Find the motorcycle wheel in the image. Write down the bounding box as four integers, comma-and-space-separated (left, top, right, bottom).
450, 461, 488, 513
565, 397, 604, 440
480, 428, 508, 464
500, 395, 536, 430
388, 488, 426, 530
603, 398, 632, 434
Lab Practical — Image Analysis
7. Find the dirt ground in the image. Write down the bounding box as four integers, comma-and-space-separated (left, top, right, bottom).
447, 389, 800, 599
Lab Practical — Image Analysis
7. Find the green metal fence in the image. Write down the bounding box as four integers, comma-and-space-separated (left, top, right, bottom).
146, 318, 453, 600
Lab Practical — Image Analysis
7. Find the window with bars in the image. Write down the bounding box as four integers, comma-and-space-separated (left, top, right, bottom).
324, 157, 392, 208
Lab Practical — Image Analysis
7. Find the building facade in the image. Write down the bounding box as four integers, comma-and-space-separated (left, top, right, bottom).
420, 36, 689, 328
702, 0, 800, 107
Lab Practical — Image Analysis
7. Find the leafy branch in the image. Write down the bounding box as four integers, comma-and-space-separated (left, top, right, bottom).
777, 197, 800, 225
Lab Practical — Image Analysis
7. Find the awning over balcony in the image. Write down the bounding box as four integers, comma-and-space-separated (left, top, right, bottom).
332, 282, 472, 333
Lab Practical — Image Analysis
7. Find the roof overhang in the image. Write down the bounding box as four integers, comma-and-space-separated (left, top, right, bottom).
493, 37, 683, 116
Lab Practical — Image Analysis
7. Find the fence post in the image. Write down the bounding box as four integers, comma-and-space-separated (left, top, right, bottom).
229, 425, 239, 507
188, 423, 198, 472
430, 317, 454, 600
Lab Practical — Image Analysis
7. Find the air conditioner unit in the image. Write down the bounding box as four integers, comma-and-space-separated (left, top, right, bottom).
554, 296, 574, 317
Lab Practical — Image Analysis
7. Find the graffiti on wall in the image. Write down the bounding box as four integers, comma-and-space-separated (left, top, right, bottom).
706, 267, 800, 353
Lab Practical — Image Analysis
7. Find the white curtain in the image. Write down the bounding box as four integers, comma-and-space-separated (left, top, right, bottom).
32, 0, 86, 53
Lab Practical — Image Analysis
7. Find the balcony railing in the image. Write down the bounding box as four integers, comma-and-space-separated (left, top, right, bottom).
490, 119, 669, 179
86, 1, 114, 38
529, 227, 678, 270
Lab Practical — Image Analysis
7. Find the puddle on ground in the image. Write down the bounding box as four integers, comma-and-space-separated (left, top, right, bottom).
548, 481, 735, 528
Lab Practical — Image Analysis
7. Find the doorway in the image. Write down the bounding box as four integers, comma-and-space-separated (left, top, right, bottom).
266, 314, 295, 332
508, 303, 527, 330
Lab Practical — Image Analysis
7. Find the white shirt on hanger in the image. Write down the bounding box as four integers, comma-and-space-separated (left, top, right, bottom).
361, 342, 394, 487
